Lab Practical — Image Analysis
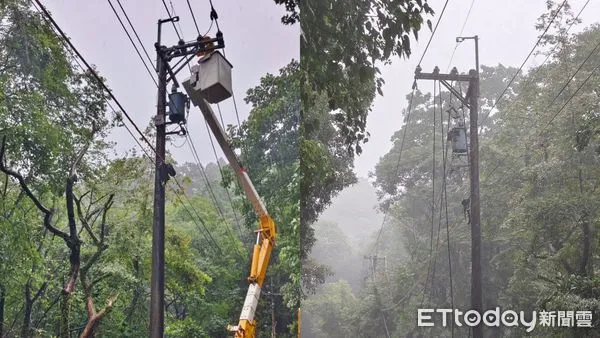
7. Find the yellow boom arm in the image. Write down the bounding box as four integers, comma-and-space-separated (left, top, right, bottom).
184, 82, 277, 338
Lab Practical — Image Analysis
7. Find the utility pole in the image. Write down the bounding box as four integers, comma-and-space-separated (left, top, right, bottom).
363, 255, 386, 278
414, 35, 482, 338
150, 16, 224, 337
150, 18, 169, 338
270, 278, 276, 338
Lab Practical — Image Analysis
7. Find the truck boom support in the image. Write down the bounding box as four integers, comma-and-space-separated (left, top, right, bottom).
190, 94, 276, 338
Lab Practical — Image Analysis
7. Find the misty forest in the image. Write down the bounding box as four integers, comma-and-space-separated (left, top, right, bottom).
301, 2, 600, 338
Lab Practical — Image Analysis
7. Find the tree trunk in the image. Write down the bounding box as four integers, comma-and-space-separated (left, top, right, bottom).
579, 213, 591, 276
578, 169, 591, 276
0, 285, 5, 338
22, 282, 32, 338
126, 259, 141, 324
60, 292, 71, 338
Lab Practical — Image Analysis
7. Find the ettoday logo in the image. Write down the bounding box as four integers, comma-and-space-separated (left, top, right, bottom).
417, 308, 594, 332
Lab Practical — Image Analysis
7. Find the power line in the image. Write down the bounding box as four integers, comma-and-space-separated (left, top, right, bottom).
430, 82, 454, 337
186, 131, 245, 249
545, 37, 600, 109
208, 0, 222, 33
156, 1, 247, 260
31, 0, 155, 165
518, 0, 591, 90
417, 0, 450, 66
161, 0, 182, 40
544, 60, 600, 130
186, 0, 200, 34
440, 83, 454, 337
182, 1, 246, 232
480, 0, 569, 127
31, 0, 236, 261
114, 0, 155, 71
106, 0, 158, 86
193, 0, 243, 128
446, 0, 476, 71
484, 37, 600, 182
372, 82, 417, 255
423, 79, 438, 304
202, 119, 245, 232
32, 0, 157, 157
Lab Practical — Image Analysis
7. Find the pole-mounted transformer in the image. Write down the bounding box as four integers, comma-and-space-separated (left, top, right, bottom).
449, 122, 468, 154
168, 88, 189, 124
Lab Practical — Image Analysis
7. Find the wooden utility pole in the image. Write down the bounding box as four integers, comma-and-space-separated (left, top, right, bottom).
150, 18, 169, 338
150, 16, 224, 337
414, 35, 482, 338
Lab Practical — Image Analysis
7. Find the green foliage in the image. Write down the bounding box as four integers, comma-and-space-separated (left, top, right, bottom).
0, 3, 265, 337
316, 11, 600, 337
303, 281, 359, 338
300, 0, 434, 155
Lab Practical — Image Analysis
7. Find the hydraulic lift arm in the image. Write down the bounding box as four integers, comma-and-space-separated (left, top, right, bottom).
193, 97, 277, 338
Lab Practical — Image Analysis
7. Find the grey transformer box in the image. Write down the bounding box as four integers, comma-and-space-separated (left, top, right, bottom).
182, 51, 233, 106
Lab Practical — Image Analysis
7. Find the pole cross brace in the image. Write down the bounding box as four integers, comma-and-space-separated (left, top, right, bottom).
440, 80, 470, 108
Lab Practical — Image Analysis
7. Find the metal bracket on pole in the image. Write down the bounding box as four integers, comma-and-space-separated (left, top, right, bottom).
440, 80, 470, 108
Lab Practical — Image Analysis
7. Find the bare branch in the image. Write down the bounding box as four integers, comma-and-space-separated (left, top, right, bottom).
0, 135, 69, 242
74, 194, 100, 245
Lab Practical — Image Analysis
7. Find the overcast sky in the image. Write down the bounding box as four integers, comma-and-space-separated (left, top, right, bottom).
44, 0, 298, 169
43, 0, 600, 180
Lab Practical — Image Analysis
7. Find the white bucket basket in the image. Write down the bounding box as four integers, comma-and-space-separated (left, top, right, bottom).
182, 51, 233, 105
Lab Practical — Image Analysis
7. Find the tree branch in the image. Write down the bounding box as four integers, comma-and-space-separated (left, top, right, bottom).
74, 194, 100, 246
0, 135, 69, 242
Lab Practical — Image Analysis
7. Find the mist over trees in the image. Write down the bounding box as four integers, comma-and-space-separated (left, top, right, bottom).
301, 7, 600, 337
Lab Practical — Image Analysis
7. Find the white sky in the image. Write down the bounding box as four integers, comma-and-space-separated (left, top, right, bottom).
43, 0, 600, 179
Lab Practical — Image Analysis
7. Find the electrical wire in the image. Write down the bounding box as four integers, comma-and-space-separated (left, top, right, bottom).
417, 0, 450, 66
484, 40, 600, 181
114, 0, 155, 70
187, 131, 245, 246
422, 79, 438, 304
513, 0, 592, 95
543, 60, 600, 130
32, 0, 157, 157
545, 38, 600, 112
32, 0, 235, 259
106, 0, 158, 86
441, 84, 455, 337
162, 0, 247, 260
480, 0, 569, 127
202, 119, 245, 234
446, 0, 476, 71
186, 0, 200, 35
372, 81, 417, 255
183, 0, 246, 232
161, 0, 182, 40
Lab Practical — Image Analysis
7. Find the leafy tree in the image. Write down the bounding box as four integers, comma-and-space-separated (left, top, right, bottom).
302, 281, 359, 338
